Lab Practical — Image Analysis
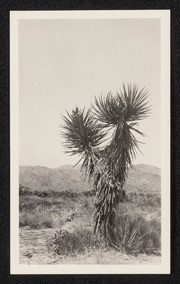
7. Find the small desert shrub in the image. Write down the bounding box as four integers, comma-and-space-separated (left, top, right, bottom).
115, 210, 161, 254
48, 227, 104, 256
19, 195, 52, 211
19, 207, 54, 229
136, 194, 160, 209
127, 192, 161, 209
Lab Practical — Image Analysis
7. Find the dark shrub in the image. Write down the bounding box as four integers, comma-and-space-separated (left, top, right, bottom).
48, 227, 105, 255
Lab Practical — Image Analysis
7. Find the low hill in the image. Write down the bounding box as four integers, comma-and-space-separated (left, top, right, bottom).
19, 164, 160, 194
19, 165, 90, 193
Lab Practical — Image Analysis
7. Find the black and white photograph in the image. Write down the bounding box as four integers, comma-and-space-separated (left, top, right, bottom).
10, 10, 170, 274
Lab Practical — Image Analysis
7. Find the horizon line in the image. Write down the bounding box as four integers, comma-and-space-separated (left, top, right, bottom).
19, 162, 161, 169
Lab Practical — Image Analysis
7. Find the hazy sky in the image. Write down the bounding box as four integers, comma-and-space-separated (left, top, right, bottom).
19, 19, 160, 168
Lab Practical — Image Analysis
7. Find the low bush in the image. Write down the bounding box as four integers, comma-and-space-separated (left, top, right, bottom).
127, 192, 161, 209
19, 207, 64, 229
19, 195, 52, 211
48, 227, 105, 256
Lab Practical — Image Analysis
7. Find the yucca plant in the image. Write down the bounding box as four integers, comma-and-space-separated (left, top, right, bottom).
61, 84, 150, 242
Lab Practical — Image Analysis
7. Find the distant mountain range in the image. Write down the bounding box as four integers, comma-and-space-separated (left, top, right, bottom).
19, 164, 161, 194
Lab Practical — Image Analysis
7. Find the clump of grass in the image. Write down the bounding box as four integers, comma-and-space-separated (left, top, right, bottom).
114, 209, 161, 254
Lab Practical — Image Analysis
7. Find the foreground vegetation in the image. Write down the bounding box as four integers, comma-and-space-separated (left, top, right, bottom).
19, 186, 161, 257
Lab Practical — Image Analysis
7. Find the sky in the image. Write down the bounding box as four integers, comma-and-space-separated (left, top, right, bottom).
19, 19, 161, 168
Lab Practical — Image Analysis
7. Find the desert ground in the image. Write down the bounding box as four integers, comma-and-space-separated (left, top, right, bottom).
19, 164, 161, 265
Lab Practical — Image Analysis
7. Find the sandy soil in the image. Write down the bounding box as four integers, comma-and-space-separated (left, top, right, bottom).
19, 228, 161, 265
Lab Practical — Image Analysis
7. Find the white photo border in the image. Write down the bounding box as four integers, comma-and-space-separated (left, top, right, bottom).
10, 10, 170, 274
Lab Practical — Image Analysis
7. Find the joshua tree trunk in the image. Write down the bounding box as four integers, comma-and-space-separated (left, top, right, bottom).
93, 168, 124, 242
93, 186, 118, 242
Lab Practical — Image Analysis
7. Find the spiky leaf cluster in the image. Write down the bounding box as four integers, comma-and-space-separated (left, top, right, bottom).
61, 107, 105, 177
93, 92, 126, 128
61, 107, 105, 154
93, 84, 150, 179
120, 84, 150, 121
